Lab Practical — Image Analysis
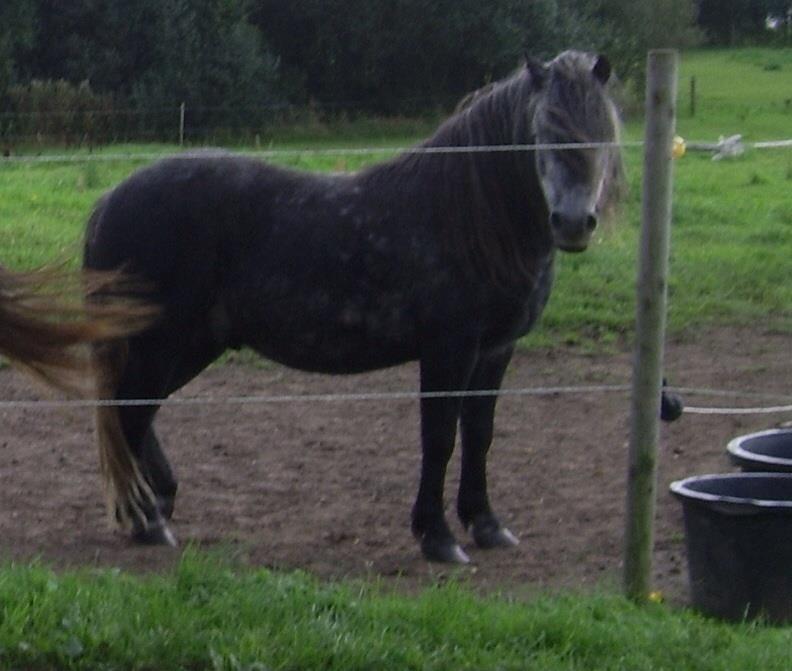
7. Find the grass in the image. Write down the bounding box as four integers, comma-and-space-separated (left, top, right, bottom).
676, 47, 792, 140
3, 49, 792, 350
2, 550, 792, 671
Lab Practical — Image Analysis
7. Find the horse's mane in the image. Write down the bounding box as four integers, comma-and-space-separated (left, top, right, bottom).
0, 266, 155, 394
362, 51, 624, 288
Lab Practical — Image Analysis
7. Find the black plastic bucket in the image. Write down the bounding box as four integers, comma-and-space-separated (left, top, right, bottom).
670, 473, 792, 623
727, 428, 792, 473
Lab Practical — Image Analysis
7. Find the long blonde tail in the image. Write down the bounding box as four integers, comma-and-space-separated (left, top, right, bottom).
92, 340, 159, 532
0, 265, 155, 395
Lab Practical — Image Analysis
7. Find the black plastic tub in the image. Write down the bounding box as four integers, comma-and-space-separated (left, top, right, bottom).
727, 428, 792, 472
670, 473, 792, 623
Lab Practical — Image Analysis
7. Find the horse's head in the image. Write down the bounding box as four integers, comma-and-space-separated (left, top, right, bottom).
528, 51, 622, 253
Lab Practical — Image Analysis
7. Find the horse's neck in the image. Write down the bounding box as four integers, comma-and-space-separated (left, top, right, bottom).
423, 92, 514, 151
361, 76, 546, 232
421, 93, 540, 212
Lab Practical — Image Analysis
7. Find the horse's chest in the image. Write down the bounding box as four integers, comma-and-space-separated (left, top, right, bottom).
481, 262, 555, 347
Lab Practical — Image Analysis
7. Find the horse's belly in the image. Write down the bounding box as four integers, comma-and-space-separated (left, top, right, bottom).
247, 332, 417, 374
236, 294, 419, 374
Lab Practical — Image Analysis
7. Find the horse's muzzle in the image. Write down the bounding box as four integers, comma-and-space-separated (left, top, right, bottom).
549, 211, 597, 253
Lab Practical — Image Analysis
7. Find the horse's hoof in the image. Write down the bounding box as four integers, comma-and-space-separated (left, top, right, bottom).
421, 538, 471, 564
131, 521, 178, 547
471, 518, 519, 549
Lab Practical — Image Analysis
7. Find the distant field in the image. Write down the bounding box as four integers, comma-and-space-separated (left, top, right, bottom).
676, 48, 792, 140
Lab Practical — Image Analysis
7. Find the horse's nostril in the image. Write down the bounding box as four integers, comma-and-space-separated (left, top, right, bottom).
549, 212, 562, 229
586, 214, 598, 231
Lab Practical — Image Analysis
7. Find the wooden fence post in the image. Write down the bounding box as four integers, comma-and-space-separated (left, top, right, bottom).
623, 49, 679, 602
690, 76, 696, 118
179, 102, 186, 146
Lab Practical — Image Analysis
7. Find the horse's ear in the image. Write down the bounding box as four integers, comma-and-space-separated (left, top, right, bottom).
592, 55, 612, 84
524, 55, 547, 87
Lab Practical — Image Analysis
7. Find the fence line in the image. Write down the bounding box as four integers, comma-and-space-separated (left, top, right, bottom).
2, 135, 791, 165
0, 140, 640, 165
0, 384, 632, 410
1, 134, 791, 415
751, 139, 792, 149
684, 404, 792, 416
2, 129, 791, 416
2, 382, 792, 416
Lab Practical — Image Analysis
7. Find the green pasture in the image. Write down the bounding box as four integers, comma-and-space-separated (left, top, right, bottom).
1, 48, 792, 669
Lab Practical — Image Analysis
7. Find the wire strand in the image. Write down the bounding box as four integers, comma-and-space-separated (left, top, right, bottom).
2, 136, 790, 165
0, 141, 642, 164
0, 384, 631, 409
2, 383, 792, 416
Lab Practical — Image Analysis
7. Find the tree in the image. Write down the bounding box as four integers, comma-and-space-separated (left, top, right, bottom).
697, 0, 787, 44
251, 0, 574, 112
132, 0, 280, 108
6, 0, 704, 130
0, 0, 36, 102
19, 0, 282, 137
568, 0, 700, 89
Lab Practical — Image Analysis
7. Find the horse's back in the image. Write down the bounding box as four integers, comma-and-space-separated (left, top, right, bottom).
87, 155, 276, 270
83, 154, 426, 371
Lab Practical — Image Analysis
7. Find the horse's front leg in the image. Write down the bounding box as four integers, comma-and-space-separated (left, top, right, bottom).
457, 345, 519, 550
412, 342, 479, 563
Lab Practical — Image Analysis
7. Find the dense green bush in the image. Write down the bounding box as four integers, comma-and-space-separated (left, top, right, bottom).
2, 79, 114, 146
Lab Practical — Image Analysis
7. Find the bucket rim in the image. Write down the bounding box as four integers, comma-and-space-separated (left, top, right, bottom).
727, 428, 792, 467
670, 472, 792, 509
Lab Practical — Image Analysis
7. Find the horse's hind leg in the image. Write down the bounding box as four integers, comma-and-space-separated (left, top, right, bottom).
114, 401, 175, 544
140, 428, 177, 520
96, 328, 222, 545
457, 345, 519, 550
137, 326, 227, 522
135, 336, 220, 520
94, 340, 174, 544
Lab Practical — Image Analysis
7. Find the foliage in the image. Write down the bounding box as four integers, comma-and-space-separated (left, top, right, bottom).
569, 0, 701, 92
250, 0, 702, 111
1, 0, 704, 135
250, 0, 576, 112
130, 0, 283, 129
7, 0, 285, 142
3, 79, 114, 147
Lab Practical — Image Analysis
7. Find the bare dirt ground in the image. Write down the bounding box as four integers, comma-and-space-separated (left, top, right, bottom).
1, 326, 791, 605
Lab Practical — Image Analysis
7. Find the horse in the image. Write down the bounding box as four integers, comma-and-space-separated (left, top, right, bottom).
0, 266, 154, 394
84, 50, 625, 563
